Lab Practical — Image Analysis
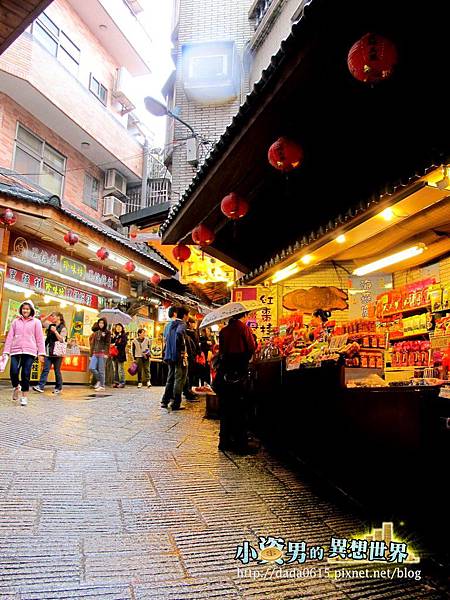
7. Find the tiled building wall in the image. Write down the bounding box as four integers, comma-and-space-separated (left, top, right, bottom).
394, 257, 450, 290
170, 0, 253, 202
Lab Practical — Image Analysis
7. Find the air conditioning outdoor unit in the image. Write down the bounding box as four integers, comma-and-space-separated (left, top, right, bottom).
104, 169, 127, 196
103, 195, 126, 220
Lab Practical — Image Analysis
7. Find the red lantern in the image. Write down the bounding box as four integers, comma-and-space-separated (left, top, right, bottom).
64, 231, 79, 246
221, 193, 249, 220
130, 225, 138, 240
163, 300, 172, 309
96, 247, 109, 261
124, 260, 135, 273
268, 137, 304, 172
195, 313, 203, 320
0, 208, 16, 226
150, 273, 161, 286
192, 224, 215, 246
172, 244, 191, 263
347, 33, 398, 84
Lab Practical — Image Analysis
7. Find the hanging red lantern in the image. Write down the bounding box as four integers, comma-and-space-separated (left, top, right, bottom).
64, 231, 79, 246
221, 193, 249, 220
172, 244, 191, 263
195, 313, 203, 320
96, 247, 109, 261
163, 300, 172, 309
347, 33, 398, 84
192, 224, 215, 246
268, 137, 304, 172
124, 260, 136, 273
150, 273, 161, 286
0, 208, 16, 226
129, 225, 138, 240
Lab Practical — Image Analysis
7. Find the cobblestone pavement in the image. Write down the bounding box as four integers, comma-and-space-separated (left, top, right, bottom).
0, 385, 447, 599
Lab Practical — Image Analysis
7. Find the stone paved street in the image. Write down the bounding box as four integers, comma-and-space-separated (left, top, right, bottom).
0, 385, 446, 599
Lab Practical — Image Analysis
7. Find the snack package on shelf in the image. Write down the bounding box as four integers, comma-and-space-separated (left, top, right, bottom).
429, 285, 443, 312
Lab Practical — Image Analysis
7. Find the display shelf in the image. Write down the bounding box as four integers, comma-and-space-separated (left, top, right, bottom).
380, 304, 431, 318
385, 366, 425, 371
390, 330, 429, 341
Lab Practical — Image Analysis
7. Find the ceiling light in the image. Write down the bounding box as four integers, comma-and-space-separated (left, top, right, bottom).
379, 207, 394, 221
353, 245, 426, 276
272, 263, 300, 284
300, 255, 312, 265
336, 234, 346, 244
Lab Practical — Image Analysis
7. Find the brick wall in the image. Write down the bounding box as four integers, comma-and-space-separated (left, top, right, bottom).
277, 261, 355, 324
394, 257, 450, 290
0, 0, 143, 178
170, 0, 253, 202
0, 93, 105, 221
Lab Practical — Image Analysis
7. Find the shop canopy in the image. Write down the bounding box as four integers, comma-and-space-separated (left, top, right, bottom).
160, 0, 450, 274
0, 173, 176, 279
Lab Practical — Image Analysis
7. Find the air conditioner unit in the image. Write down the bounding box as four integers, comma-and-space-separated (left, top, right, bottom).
113, 67, 136, 114
103, 195, 126, 220
104, 169, 127, 196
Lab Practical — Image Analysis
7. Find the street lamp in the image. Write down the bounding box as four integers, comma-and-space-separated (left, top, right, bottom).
145, 96, 212, 165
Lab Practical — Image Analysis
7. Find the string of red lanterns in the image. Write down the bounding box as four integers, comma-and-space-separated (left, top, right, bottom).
96, 247, 109, 260
124, 260, 136, 273
150, 273, 161, 286
0, 208, 16, 227
221, 193, 249, 220
192, 223, 215, 246
172, 244, 191, 263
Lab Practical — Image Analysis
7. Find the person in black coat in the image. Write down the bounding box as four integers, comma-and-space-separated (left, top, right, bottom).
183, 317, 200, 400
111, 323, 128, 388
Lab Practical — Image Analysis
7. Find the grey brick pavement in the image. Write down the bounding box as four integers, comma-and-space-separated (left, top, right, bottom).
0, 385, 446, 599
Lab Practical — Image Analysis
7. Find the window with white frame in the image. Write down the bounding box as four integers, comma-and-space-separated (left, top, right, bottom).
83, 173, 100, 209
33, 12, 80, 76
89, 74, 108, 105
13, 124, 66, 196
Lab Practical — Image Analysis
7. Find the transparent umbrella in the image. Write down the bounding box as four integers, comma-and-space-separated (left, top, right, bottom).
199, 301, 266, 329
98, 308, 132, 326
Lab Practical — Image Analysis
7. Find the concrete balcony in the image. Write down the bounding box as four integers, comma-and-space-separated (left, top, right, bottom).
0, 32, 143, 182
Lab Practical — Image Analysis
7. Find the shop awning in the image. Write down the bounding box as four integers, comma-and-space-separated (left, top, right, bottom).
160, 0, 450, 273
0, 174, 176, 277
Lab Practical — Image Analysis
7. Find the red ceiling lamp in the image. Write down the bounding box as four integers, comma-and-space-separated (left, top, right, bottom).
192, 224, 215, 246
221, 193, 249, 220
150, 273, 161, 286
96, 247, 109, 261
172, 244, 191, 263
0, 208, 16, 227
124, 260, 136, 273
347, 33, 398, 84
63, 231, 79, 246
268, 137, 304, 172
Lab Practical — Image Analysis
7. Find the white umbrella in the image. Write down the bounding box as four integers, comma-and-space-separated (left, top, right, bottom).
199, 300, 266, 329
98, 308, 132, 326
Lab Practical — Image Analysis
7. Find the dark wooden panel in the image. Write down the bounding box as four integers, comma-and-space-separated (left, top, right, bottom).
0, 0, 53, 54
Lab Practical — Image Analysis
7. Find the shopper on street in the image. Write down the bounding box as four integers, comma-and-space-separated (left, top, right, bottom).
3, 300, 45, 406
198, 332, 213, 386
33, 312, 67, 395
183, 316, 200, 401
112, 323, 128, 388
215, 313, 257, 454
161, 306, 189, 410
89, 318, 110, 391
132, 328, 152, 388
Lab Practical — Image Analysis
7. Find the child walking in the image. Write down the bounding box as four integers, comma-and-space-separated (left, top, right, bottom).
2, 300, 45, 406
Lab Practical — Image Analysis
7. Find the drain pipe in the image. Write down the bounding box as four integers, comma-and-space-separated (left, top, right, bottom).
140, 138, 149, 209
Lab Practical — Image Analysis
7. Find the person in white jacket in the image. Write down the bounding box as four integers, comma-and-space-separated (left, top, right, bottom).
2, 300, 45, 406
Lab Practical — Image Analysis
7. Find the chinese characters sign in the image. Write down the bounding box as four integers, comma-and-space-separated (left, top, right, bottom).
233, 286, 278, 341
348, 275, 392, 319
7, 267, 99, 309
10, 235, 119, 291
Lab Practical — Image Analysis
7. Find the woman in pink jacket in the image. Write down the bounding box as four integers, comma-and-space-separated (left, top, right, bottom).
2, 300, 45, 406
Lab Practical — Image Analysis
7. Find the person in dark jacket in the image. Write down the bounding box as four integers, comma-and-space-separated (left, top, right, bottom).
183, 317, 200, 401
161, 306, 189, 410
216, 313, 257, 454
33, 312, 67, 395
89, 318, 111, 391
112, 323, 128, 388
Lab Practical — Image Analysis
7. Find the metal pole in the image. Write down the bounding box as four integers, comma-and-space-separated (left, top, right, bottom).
140, 138, 149, 209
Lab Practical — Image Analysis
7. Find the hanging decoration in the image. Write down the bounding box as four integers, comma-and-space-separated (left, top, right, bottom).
63, 231, 79, 246
221, 193, 249, 220
96, 247, 109, 261
347, 33, 398, 84
172, 244, 191, 263
129, 225, 138, 240
150, 273, 161, 286
124, 260, 136, 273
195, 313, 203, 321
268, 137, 304, 172
0, 208, 16, 227
163, 299, 172, 309
192, 224, 215, 246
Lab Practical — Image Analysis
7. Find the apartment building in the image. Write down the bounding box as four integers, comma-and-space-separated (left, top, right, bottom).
0, 0, 153, 230
162, 0, 311, 203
